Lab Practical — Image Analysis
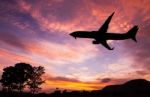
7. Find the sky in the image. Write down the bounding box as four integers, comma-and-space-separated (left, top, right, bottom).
0, 0, 150, 92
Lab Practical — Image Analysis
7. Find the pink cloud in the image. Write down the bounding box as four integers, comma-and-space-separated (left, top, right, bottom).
24, 40, 98, 65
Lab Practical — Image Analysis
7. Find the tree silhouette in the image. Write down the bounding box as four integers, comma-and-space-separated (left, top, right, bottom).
0, 66, 17, 92
27, 66, 45, 94
0, 63, 34, 93
14, 63, 33, 93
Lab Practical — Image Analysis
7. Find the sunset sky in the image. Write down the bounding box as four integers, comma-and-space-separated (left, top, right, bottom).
0, 0, 150, 92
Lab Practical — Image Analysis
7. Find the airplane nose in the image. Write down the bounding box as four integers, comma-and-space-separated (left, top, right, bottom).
69, 33, 76, 39
69, 33, 72, 36
69, 33, 74, 36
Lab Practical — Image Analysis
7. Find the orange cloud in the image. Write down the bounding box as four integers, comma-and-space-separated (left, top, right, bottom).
41, 75, 107, 92
45, 80, 105, 91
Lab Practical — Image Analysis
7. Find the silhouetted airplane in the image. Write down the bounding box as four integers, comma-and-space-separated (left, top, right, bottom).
70, 12, 139, 50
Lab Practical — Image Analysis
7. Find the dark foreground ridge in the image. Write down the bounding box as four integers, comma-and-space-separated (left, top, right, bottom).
0, 79, 150, 97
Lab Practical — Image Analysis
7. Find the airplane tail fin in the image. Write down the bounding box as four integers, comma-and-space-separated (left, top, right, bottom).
127, 26, 139, 42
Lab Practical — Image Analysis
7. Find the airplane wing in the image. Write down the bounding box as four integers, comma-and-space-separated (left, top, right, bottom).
101, 41, 114, 50
98, 12, 115, 33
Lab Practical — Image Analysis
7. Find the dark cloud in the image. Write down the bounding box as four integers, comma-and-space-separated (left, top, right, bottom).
136, 70, 149, 76
100, 78, 131, 85
101, 78, 112, 83
47, 76, 80, 83
0, 0, 41, 34
0, 20, 27, 50
0, 31, 24, 49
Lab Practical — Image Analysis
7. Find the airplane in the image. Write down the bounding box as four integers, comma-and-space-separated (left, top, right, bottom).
69, 12, 139, 50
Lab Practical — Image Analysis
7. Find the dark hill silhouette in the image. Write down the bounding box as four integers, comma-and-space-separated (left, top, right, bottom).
100, 79, 150, 96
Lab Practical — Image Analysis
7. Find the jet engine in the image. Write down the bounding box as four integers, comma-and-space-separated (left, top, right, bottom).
92, 41, 100, 44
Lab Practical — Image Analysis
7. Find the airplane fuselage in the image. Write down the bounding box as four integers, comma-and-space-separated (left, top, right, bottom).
71, 31, 130, 41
